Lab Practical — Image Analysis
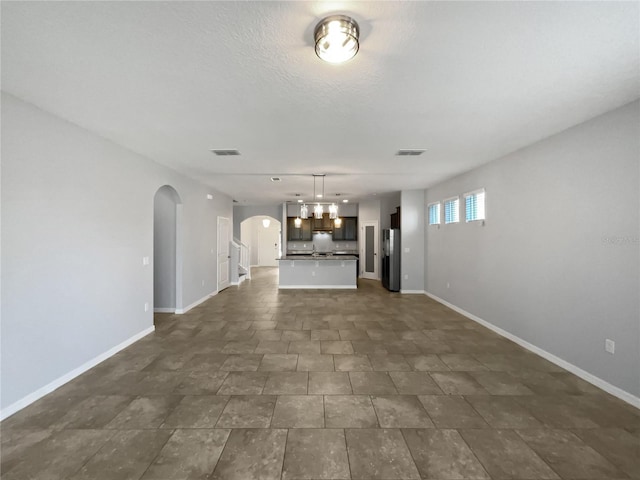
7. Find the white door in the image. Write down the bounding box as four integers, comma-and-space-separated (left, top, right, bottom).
360, 221, 379, 279
258, 221, 280, 266
217, 216, 230, 291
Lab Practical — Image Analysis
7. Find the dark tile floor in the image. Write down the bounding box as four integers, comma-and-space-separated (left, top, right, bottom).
2, 267, 639, 479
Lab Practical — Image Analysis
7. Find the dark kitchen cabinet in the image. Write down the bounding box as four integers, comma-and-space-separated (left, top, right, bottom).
287, 217, 312, 241
333, 217, 358, 241
312, 213, 333, 231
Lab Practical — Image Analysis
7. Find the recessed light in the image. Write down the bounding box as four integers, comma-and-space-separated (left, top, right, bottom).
211, 149, 240, 156
342, 199, 349, 203
270, 177, 281, 182
297, 199, 303, 203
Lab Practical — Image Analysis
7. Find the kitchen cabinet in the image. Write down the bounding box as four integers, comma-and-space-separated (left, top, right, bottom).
287, 217, 312, 241
312, 213, 333, 231
333, 217, 358, 241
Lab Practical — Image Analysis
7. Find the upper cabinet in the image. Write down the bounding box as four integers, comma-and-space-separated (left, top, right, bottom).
333, 217, 358, 241
312, 213, 333, 231
287, 217, 312, 241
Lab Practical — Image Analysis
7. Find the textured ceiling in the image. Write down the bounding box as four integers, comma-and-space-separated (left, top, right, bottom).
2, 1, 639, 205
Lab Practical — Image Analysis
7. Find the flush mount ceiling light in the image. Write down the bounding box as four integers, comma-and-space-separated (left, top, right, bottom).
314, 15, 360, 64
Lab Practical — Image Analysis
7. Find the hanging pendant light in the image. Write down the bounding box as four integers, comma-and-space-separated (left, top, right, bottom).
300, 203, 309, 219
313, 175, 323, 219
294, 217, 302, 228
329, 203, 338, 220
334, 217, 342, 227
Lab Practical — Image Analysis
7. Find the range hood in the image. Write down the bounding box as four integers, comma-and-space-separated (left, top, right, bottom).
312, 226, 333, 233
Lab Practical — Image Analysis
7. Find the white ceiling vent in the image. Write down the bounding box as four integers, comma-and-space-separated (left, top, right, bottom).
270, 177, 281, 182
211, 149, 240, 156
396, 150, 425, 156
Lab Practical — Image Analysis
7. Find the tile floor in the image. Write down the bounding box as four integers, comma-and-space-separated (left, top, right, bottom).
2, 267, 639, 479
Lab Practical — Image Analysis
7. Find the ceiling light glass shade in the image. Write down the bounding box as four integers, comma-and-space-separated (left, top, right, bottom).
334, 217, 342, 227
262, 218, 271, 228
329, 203, 338, 219
294, 217, 302, 228
300, 204, 309, 219
314, 15, 359, 64
314, 203, 324, 219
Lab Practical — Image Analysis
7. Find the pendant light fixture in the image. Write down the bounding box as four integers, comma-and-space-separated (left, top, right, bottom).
300, 203, 309, 219
314, 15, 360, 64
313, 175, 324, 219
334, 217, 342, 227
294, 216, 302, 228
329, 203, 338, 220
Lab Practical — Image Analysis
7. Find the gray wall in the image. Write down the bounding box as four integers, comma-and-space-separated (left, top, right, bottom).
425, 100, 640, 397
400, 190, 425, 292
380, 192, 401, 231
1, 93, 233, 412
153, 186, 180, 309
233, 205, 281, 239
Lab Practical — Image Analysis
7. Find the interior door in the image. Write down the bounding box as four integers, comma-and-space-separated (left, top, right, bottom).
258, 221, 280, 266
217, 216, 230, 291
360, 221, 379, 279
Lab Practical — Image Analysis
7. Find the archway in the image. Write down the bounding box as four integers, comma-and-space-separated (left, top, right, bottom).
153, 185, 183, 313
240, 216, 282, 267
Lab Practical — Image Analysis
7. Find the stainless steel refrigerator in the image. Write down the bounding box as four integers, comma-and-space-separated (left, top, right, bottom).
382, 228, 400, 291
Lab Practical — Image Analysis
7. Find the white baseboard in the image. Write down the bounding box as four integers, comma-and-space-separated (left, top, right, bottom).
425, 291, 640, 409
231, 275, 248, 286
278, 285, 357, 289
153, 307, 175, 313
175, 291, 216, 314
401, 289, 424, 294
0, 325, 155, 421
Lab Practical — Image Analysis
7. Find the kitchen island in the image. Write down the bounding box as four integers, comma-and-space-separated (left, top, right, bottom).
277, 255, 357, 289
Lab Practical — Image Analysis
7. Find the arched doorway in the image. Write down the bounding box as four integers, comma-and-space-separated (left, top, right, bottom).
240, 216, 282, 267
153, 185, 183, 313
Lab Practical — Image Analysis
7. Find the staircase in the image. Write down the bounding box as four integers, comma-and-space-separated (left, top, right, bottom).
230, 238, 251, 285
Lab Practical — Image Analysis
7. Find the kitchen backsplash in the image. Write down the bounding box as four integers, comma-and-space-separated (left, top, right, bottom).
288, 233, 357, 253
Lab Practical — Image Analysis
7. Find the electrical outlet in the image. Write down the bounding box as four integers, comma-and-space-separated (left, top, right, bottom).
404, 247, 410, 253
446, 282, 450, 288
202, 280, 205, 287
144, 302, 149, 312
605, 339, 615, 354
404, 274, 409, 280
311, 271, 316, 276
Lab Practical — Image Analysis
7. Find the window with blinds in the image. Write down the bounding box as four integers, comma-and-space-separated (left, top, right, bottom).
464, 189, 485, 222
444, 197, 459, 224
428, 202, 440, 225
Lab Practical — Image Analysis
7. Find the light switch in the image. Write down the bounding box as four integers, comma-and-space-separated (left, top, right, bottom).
404, 248, 410, 253
142, 256, 150, 266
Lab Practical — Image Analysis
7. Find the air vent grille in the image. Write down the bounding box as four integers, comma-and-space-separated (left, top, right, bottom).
270, 177, 281, 182
211, 149, 240, 156
396, 149, 425, 156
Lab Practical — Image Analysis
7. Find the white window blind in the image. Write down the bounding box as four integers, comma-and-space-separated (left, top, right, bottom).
444, 197, 459, 224
428, 203, 440, 225
465, 189, 485, 222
